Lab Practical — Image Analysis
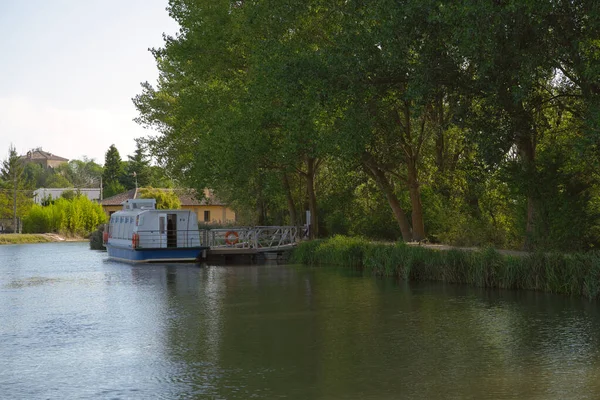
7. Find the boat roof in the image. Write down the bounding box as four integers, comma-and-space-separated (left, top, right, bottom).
121, 198, 156, 210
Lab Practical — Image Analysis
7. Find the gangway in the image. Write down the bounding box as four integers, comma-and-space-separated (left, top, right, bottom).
200, 226, 305, 261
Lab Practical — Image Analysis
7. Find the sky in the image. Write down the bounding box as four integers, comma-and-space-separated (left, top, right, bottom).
0, 0, 179, 165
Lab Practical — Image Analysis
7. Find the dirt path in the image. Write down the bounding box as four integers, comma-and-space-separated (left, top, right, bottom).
407, 242, 530, 257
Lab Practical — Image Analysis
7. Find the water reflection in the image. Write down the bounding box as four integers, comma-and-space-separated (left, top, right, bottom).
1, 243, 600, 399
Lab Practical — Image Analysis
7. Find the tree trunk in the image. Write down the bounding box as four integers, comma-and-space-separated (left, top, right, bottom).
305, 157, 318, 239
515, 102, 537, 250
282, 172, 297, 226
362, 159, 412, 242
256, 199, 265, 225
407, 160, 425, 241
519, 136, 537, 250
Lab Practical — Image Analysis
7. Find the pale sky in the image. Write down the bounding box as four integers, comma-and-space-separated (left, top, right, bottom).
0, 0, 179, 165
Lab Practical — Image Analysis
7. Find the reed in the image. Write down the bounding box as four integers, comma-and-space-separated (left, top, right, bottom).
292, 236, 600, 300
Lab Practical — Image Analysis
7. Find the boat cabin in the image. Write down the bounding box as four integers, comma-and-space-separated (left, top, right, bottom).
107, 199, 202, 250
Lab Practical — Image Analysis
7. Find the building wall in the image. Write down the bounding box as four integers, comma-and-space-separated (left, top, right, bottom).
188, 205, 236, 224
46, 159, 67, 168
25, 159, 68, 169
34, 188, 101, 204
103, 205, 122, 217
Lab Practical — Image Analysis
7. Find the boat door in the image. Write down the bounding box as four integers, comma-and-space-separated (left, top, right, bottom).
158, 213, 167, 248
167, 214, 177, 248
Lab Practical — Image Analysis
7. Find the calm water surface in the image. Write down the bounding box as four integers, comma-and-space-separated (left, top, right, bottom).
1, 242, 600, 399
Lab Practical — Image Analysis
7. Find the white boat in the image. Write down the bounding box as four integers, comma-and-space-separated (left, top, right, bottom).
103, 198, 208, 263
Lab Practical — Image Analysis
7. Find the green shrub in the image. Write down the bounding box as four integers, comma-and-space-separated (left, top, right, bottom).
22, 195, 107, 236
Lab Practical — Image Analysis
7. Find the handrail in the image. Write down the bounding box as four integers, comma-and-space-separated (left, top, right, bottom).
106, 225, 306, 251
202, 226, 303, 249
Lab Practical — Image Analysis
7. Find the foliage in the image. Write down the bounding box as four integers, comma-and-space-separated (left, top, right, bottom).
22, 195, 107, 236
103, 181, 125, 199
0, 144, 32, 227
138, 187, 181, 209
293, 237, 600, 300
134, 0, 600, 251
122, 140, 152, 189
102, 144, 124, 188
57, 158, 103, 188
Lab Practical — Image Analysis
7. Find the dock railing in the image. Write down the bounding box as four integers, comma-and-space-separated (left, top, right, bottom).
104, 224, 307, 251
203, 226, 303, 249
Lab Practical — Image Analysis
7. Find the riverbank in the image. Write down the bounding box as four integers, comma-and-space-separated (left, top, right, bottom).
0, 233, 85, 245
291, 236, 600, 300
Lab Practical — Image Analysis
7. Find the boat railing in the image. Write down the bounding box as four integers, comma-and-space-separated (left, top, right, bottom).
103, 225, 308, 250
134, 230, 203, 249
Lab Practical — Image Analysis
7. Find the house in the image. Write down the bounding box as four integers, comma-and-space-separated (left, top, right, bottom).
33, 188, 101, 204
100, 188, 236, 224
20, 148, 69, 169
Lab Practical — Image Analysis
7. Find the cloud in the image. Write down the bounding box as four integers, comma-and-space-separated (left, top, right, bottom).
0, 97, 149, 164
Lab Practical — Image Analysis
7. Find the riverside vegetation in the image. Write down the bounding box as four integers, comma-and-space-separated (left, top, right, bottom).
292, 236, 600, 300
0, 234, 55, 245
22, 196, 106, 237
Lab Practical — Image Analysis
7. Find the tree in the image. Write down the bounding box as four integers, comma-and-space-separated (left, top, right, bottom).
132, 0, 599, 250
102, 145, 125, 197
1, 144, 29, 232
138, 187, 181, 209
123, 140, 152, 189
59, 158, 103, 188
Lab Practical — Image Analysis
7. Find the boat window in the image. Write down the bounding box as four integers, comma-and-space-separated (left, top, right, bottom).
159, 216, 165, 234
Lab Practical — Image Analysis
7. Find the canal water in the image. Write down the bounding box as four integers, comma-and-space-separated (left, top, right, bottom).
1, 242, 600, 399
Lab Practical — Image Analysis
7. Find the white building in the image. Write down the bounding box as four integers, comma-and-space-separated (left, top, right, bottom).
33, 188, 101, 204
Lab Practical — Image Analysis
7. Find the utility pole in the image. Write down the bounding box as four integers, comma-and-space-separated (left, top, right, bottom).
12, 171, 17, 234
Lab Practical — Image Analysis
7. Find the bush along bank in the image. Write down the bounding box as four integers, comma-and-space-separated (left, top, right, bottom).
290, 236, 600, 300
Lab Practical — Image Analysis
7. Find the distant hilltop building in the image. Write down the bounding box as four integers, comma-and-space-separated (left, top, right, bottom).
20, 148, 69, 169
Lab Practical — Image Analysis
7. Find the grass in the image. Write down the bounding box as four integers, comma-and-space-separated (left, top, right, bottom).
0, 234, 56, 245
291, 235, 600, 300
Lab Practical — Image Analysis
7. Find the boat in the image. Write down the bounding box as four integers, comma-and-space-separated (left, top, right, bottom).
103, 198, 208, 263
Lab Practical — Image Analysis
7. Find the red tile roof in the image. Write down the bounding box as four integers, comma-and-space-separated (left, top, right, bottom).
21, 149, 69, 162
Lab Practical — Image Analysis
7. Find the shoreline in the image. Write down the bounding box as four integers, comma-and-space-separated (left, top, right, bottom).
291, 236, 600, 300
0, 233, 87, 245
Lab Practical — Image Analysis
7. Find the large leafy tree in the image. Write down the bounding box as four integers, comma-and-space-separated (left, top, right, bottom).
447, 0, 600, 249
133, 0, 600, 249
134, 0, 315, 229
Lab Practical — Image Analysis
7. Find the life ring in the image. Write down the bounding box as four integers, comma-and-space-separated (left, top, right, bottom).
225, 231, 239, 245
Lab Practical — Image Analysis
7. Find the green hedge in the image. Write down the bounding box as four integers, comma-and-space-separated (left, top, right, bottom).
22, 196, 107, 236
291, 236, 600, 300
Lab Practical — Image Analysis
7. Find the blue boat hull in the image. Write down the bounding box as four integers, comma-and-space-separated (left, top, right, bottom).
106, 243, 208, 263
